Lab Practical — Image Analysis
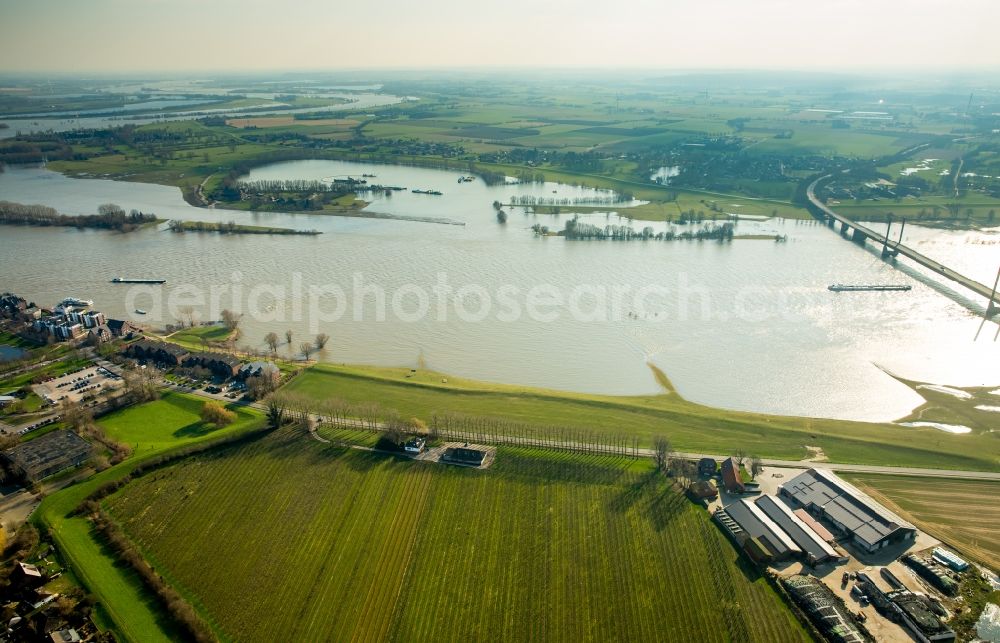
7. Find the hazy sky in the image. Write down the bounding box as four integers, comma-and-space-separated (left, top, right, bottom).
1, 0, 996, 73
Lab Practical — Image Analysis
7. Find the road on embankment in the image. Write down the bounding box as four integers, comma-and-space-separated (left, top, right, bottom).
164, 381, 1000, 481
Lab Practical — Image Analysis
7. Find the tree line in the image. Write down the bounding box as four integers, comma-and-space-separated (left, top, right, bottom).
272, 393, 643, 458
0, 201, 156, 232
509, 193, 633, 207
166, 219, 320, 235
237, 179, 350, 194
560, 216, 736, 242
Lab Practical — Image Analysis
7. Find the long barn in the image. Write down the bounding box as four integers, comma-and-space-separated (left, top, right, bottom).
778, 469, 916, 554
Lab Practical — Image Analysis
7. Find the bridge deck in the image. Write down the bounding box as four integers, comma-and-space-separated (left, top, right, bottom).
807, 177, 999, 306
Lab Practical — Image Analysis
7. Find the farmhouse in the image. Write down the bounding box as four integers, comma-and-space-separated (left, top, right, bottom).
2, 430, 93, 481
404, 437, 426, 454
720, 456, 745, 493
698, 457, 716, 477
441, 446, 486, 467
778, 468, 916, 554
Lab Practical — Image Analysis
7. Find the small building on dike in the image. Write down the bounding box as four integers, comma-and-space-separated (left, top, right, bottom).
441, 447, 486, 467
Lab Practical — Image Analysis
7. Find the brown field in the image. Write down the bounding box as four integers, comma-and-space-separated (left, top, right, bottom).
845, 474, 1000, 570
226, 116, 359, 128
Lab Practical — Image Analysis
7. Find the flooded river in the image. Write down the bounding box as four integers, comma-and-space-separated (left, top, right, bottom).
1, 162, 998, 422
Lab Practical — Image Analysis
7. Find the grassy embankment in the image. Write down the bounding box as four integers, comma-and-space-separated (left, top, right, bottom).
281, 363, 1000, 472
845, 474, 1000, 571
104, 425, 809, 642
31, 392, 264, 642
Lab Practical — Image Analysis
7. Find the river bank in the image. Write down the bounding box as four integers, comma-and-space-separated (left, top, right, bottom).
2, 162, 998, 423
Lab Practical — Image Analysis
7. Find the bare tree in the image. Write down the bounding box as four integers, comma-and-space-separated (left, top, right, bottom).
264, 332, 279, 354
178, 305, 196, 328
315, 333, 330, 350
265, 396, 287, 429
123, 367, 159, 402
221, 309, 242, 332
674, 459, 697, 488
300, 342, 314, 360
383, 412, 406, 446
246, 369, 280, 400
653, 436, 672, 471
750, 455, 764, 481
285, 329, 293, 345
732, 449, 748, 470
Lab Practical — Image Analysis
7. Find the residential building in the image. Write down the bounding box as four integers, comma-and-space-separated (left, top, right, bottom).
720, 456, 745, 493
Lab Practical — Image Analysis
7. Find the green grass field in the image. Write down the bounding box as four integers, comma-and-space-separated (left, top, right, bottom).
104, 426, 808, 642
98, 391, 258, 455
163, 324, 234, 351
281, 364, 1000, 472
33, 393, 264, 642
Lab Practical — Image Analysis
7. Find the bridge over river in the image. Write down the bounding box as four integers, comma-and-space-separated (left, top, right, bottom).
807, 176, 1000, 315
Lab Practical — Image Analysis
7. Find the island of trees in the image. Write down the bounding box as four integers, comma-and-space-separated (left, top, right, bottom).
553, 215, 736, 242
0, 201, 156, 232
166, 220, 321, 235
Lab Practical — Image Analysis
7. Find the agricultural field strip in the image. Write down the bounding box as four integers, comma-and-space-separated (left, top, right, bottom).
106, 433, 807, 641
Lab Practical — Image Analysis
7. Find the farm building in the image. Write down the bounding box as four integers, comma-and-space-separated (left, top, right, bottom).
720, 456, 745, 493
793, 508, 835, 542
754, 495, 839, 565
441, 447, 486, 467
2, 430, 93, 481
931, 548, 968, 572
778, 468, 916, 554
718, 498, 801, 560
687, 480, 718, 500
698, 457, 716, 477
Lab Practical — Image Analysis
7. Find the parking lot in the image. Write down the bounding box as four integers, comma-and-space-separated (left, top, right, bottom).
33, 365, 123, 405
